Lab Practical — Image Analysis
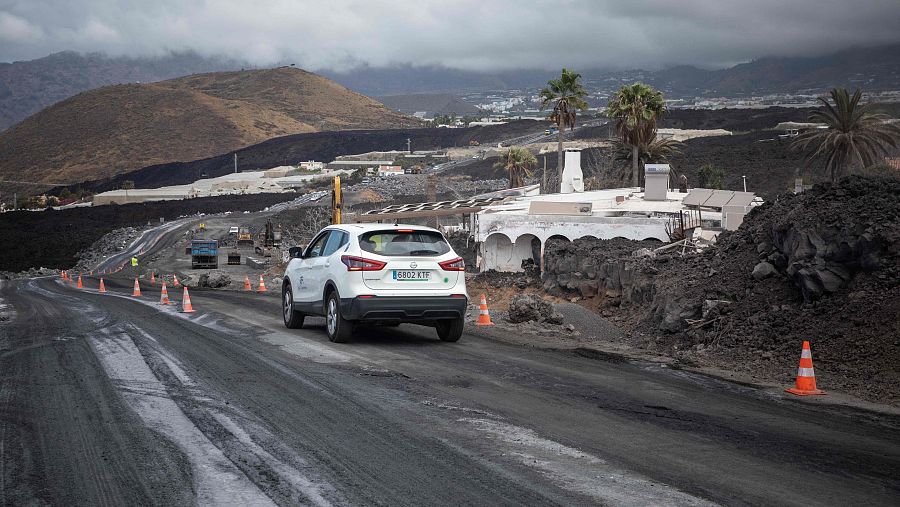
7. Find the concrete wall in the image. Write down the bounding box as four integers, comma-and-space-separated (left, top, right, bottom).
92, 191, 189, 206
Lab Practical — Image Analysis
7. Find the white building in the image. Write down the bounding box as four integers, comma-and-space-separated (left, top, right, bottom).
377, 165, 404, 177
474, 155, 757, 272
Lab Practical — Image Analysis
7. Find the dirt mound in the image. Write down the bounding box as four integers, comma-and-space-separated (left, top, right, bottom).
545, 176, 900, 404
508, 294, 564, 325
0, 67, 418, 194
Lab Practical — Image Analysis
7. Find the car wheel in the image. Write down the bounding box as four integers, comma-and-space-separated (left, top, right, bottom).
325, 291, 353, 343
435, 317, 464, 342
282, 282, 304, 329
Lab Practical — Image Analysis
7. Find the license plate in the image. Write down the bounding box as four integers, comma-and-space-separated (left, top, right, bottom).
393, 270, 430, 281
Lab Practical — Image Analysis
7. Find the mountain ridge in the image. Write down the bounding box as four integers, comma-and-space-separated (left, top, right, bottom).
0, 67, 418, 189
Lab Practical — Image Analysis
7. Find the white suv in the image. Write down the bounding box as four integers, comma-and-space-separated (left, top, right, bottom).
282, 224, 468, 343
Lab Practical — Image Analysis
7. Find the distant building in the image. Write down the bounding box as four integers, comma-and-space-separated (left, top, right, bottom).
377, 165, 404, 177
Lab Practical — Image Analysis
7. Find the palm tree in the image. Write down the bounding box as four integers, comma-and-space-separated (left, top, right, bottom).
605, 83, 667, 187
494, 147, 537, 188
793, 88, 900, 182
540, 68, 588, 193
613, 136, 682, 167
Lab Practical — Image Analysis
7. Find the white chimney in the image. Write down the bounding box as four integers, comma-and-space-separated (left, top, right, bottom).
561, 149, 584, 193
644, 164, 670, 201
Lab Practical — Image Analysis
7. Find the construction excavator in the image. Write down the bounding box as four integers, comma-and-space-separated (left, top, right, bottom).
255, 219, 283, 257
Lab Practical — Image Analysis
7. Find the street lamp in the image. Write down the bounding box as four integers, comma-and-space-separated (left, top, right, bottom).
742, 175, 747, 192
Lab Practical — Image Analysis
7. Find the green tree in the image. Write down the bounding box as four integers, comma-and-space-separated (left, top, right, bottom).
792, 88, 900, 181
605, 83, 667, 187
59, 188, 72, 200
540, 68, 589, 193
697, 164, 725, 189
494, 147, 537, 188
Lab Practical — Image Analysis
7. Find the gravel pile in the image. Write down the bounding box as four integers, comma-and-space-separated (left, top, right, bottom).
73, 226, 142, 272
508, 294, 563, 325
0, 267, 60, 280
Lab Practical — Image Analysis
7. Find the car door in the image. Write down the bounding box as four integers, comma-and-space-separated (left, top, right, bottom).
307, 229, 348, 302
294, 230, 331, 305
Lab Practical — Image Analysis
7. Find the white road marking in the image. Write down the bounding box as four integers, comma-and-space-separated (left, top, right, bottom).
460, 417, 718, 506
90, 325, 277, 507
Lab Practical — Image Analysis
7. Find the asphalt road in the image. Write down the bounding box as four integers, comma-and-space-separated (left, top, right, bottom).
3, 272, 900, 506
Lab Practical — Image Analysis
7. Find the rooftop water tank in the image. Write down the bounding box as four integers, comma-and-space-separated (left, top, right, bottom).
644, 164, 670, 201
561, 149, 584, 194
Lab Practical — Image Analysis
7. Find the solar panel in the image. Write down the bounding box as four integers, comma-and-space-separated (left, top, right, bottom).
682, 189, 713, 206
725, 191, 755, 207
703, 190, 735, 208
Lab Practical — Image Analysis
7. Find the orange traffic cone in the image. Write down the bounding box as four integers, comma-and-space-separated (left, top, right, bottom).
173, 274, 180, 287
98, 278, 107, 293
476, 294, 494, 326
150, 272, 156, 285
159, 282, 172, 305
77, 274, 83, 289
786, 341, 825, 396
132, 278, 142, 297
181, 286, 195, 313
244, 276, 252, 291
257, 274, 267, 293
61, 270, 67, 281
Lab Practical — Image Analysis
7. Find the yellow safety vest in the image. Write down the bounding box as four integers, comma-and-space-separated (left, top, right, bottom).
131, 257, 138, 267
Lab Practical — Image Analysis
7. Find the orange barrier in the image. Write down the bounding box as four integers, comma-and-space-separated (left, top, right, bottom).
257, 274, 267, 293
77, 274, 83, 289
244, 276, 252, 291
475, 294, 494, 326
786, 341, 825, 396
132, 278, 142, 297
181, 286, 195, 313
98, 278, 107, 293
159, 282, 172, 305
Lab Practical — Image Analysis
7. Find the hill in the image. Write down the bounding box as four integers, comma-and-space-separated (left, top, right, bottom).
0, 51, 245, 131
0, 67, 419, 190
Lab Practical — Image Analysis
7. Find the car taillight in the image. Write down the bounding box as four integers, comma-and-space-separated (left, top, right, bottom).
439, 257, 465, 271
341, 255, 386, 271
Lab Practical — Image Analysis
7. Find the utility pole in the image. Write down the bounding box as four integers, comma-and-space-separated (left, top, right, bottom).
13, 192, 16, 209
742, 175, 747, 192
234, 153, 238, 174
407, 138, 411, 154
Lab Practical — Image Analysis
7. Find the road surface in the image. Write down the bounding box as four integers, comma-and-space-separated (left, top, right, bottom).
3, 271, 899, 506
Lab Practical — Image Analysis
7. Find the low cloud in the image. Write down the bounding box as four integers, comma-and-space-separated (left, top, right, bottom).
1, 0, 899, 70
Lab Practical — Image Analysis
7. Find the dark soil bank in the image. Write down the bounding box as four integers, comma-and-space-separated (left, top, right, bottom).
542, 176, 900, 405
0, 193, 298, 272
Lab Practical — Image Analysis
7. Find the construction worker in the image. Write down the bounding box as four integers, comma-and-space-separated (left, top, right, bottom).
131, 256, 138, 267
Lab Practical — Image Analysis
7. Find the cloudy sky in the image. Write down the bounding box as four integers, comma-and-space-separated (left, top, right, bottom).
2, 0, 899, 70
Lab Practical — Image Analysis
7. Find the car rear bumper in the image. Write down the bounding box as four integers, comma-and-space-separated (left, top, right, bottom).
341, 295, 468, 322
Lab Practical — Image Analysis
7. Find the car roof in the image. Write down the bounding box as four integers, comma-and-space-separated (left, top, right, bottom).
326, 223, 441, 234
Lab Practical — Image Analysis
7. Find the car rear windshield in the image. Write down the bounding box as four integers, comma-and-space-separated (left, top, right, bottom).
359, 230, 451, 257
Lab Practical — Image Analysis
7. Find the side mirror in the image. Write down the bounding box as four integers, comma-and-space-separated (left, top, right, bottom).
288, 246, 304, 259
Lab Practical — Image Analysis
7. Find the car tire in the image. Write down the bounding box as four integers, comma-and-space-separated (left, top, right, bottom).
325, 291, 353, 343
282, 282, 304, 329
436, 317, 464, 342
